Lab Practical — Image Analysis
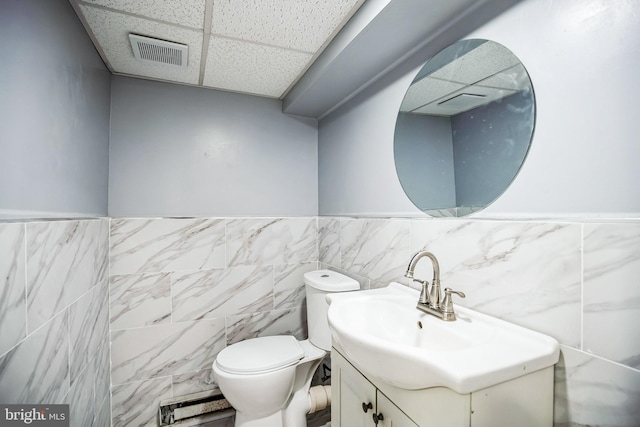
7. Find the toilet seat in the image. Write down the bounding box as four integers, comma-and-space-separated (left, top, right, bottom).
216, 335, 304, 375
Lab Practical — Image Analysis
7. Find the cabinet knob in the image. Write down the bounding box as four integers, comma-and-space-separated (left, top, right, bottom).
373, 412, 384, 424
362, 402, 373, 413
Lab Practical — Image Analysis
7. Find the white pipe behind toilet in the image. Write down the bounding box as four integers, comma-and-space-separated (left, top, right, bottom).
308, 385, 332, 414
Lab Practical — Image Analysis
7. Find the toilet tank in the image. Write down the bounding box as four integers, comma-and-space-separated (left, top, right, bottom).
304, 270, 359, 351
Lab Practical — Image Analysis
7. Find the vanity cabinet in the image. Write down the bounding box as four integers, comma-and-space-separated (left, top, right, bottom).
331, 346, 554, 427
334, 349, 417, 427
376, 393, 419, 427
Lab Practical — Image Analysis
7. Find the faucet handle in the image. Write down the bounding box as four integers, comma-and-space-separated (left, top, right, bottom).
441, 288, 466, 320
444, 288, 465, 298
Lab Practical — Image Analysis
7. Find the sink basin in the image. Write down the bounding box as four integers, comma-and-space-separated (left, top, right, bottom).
327, 282, 560, 394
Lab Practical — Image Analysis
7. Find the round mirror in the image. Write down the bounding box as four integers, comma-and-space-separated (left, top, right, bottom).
394, 39, 535, 217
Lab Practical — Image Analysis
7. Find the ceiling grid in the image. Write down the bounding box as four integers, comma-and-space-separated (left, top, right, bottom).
71, 0, 365, 98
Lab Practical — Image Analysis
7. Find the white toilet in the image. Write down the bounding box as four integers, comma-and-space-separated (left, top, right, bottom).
212, 270, 359, 427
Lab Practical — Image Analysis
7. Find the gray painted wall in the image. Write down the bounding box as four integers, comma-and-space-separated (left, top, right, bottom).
109, 76, 318, 217
394, 113, 455, 210
318, 75, 420, 217
0, 0, 111, 219
318, 0, 640, 218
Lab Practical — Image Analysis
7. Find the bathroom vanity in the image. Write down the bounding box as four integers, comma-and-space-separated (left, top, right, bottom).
331, 345, 554, 427
326, 283, 559, 427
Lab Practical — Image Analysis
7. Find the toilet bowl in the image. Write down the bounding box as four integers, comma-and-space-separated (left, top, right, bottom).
212, 270, 359, 427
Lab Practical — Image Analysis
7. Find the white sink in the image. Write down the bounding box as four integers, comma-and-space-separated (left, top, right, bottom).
327, 282, 560, 394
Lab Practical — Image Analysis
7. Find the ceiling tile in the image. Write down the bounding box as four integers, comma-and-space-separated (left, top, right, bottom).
400, 77, 466, 112
431, 42, 520, 85
413, 85, 517, 116
411, 104, 462, 116
203, 37, 312, 97
477, 64, 531, 91
80, 5, 202, 85
210, 0, 362, 52
81, 0, 206, 29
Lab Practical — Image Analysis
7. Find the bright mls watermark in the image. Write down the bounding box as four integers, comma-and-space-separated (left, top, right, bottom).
0, 405, 69, 426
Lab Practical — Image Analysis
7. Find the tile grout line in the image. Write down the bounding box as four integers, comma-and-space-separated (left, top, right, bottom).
23, 223, 29, 346
580, 224, 584, 352
107, 217, 114, 427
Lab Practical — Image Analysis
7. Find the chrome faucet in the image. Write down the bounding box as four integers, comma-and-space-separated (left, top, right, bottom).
404, 250, 465, 321
405, 250, 441, 308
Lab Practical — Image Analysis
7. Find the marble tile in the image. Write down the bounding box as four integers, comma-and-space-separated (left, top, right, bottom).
93, 337, 110, 412
410, 219, 582, 347
554, 346, 640, 426
320, 264, 371, 290
340, 218, 411, 284
69, 279, 109, 384
109, 218, 225, 275
110, 272, 171, 330
0, 311, 69, 404
111, 319, 226, 385
274, 262, 318, 310
321, 263, 369, 290
0, 223, 26, 356
226, 218, 317, 266
93, 395, 111, 427
67, 361, 95, 427
172, 369, 218, 397
26, 219, 108, 333
225, 307, 306, 345
172, 266, 273, 322
583, 223, 640, 369
318, 217, 340, 267
424, 208, 457, 217
112, 377, 172, 427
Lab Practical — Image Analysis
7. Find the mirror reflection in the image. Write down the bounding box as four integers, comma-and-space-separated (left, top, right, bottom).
394, 39, 535, 217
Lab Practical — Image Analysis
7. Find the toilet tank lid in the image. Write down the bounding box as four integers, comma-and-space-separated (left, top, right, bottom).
216, 336, 304, 374
304, 270, 359, 292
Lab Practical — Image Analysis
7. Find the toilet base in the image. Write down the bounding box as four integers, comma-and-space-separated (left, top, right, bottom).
234, 407, 310, 427
232, 384, 314, 427
215, 339, 327, 427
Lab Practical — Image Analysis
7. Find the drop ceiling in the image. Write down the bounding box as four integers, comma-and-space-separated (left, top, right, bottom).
70, 0, 365, 98
400, 41, 530, 117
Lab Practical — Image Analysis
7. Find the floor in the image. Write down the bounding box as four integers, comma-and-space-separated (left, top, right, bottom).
308, 413, 331, 427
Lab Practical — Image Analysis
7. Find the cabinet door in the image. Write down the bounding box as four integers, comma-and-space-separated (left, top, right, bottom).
332, 352, 377, 427
376, 392, 419, 427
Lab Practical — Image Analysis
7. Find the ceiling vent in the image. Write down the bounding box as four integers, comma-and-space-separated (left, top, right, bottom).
438, 93, 488, 110
129, 34, 188, 67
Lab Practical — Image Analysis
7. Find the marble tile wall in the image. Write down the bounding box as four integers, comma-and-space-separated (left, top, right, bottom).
0, 219, 110, 427
108, 217, 318, 427
4, 216, 634, 427
319, 217, 640, 427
